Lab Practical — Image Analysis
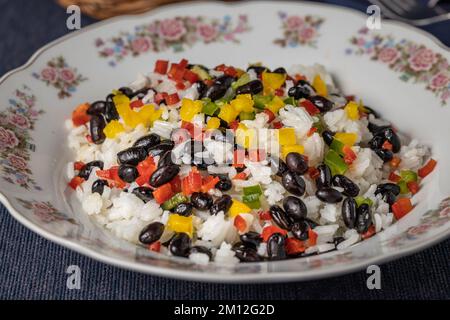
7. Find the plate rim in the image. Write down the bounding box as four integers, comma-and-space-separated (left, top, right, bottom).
0, 0, 449, 282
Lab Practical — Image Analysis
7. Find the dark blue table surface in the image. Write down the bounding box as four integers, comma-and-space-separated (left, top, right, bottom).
0, 0, 449, 300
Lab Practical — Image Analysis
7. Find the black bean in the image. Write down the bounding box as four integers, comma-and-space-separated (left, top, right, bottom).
118, 164, 139, 183
383, 128, 401, 153
332, 175, 360, 197
368, 122, 383, 134
246, 65, 269, 75
267, 233, 287, 261
196, 81, 208, 98
282, 171, 306, 196
214, 175, 232, 191
316, 187, 343, 203
132, 187, 153, 203
315, 164, 332, 190
333, 237, 345, 246
375, 183, 401, 197
269, 205, 293, 230
77, 160, 104, 179
158, 150, 174, 168
189, 246, 212, 260
191, 192, 213, 210
368, 135, 385, 150
283, 196, 307, 222
118, 86, 133, 97
131, 87, 153, 99
362, 106, 379, 118
133, 133, 161, 151
104, 101, 119, 122
149, 165, 180, 188
139, 222, 165, 244
169, 233, 191, 257
285, 152, 308, 175
87, 101, 106, 115
240, 231, 262, 249
117, 146, 147, 165
235, 80, 263, 95
384, 192, 397, 206
375, 149, 393, 162
273, 67, 287, 74
173, 203, 193, 216
322, 130, 335, 146
356, 203, 372, 234
235, 247, 262, 262
269, 156, 288, 177
91, 179, 108, 195
342, 197, 357, 228
288, 80, 316, 99
89, 115, 106, 144
204, 75, 234, 101
210, 194, 232, 215
147, 141, 175, 157
291, 221, 310, 241
308, 96, 334, 112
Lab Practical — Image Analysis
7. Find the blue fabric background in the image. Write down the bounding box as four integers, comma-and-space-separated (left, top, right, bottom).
0, 0, 449, 299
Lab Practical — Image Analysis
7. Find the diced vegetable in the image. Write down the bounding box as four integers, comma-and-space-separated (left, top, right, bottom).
344, 101, 359, 120
233, 215, 247, 233
161, 193, 189, 210
68, 176, 84, 190
392, 198, 413, 220
180, 98, 203, 122
239, 111, 255, 121
389, 172, 401, 183
206, 117, 220, 129
324, 149, 348, 175
343, 145, 357, 165
154, 60, 169, 74
407, 181, 420, 195
153, 183, 174, 204
355, 196, 374, 207
285, 237, 306, 255
202, 101, 219, 116
231, 73, 250, 90
167, 214, 193, 237
181, 170, 202, 195
400, 170, 418, 183
253, 94, 272, 109
218, 103, 239, 123
231, 94, 254, 113
418, 159, 437, 178
262, 72, 286, 92
312, 74, 327, 96
397, 180, 409, 194
190, 65, 211, 80
201, 176, 220, 193
330, 138, 345, 156
299, 99, 320, 116
229, 199, 252, 218
265, 96, 285, 114
72, 103, 90, 127
261, 225, 288, 242
334, 132, 357, 146
243, 185, 262, 196
281, 144, 305, 159
278, 128, 296, 146
242, 193, 261, 209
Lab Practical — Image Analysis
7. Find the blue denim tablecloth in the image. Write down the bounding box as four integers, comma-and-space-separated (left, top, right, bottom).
0, 0, 449, 299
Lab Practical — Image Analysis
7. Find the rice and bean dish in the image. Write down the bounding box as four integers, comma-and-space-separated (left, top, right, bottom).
66, 59, 437, 264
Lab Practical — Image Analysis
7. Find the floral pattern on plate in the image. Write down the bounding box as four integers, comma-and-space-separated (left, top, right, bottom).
16, 198, 76, 224
347, 28, 450, 105
95, 15, 250, 66
0, 86, 42, 190
273, 12, 324, 48
32, 56, 87, 99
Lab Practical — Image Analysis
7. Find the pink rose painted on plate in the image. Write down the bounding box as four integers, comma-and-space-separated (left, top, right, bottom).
40, 67, 57, 83
58, 68, 76, 83
430, 73, 449, 90
408, 48, 437, 72
0, 127, 19, 150
378, 47, 400, 64
7, 154, 28, 171
8, 113, 30, 129
158, 18, 187, 41
197, 24, 218, 43
131, 37, 153, 53
274, 12, 324, 48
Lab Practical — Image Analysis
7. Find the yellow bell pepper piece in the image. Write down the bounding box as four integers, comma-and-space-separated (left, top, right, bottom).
281, 144, 304, 159
345, 101, 360, 120
236, 125, 256, 149
313, 74, 328, 97
335, 132, 358, 146
167, 214, 193, 238
262, 72, 286, 93
112, 93, 130, 106
218, 103, 239, 123
137, 104, 162, 127
103, 120, 124, 139
206, 117, 220, 129
266, 96, 285, 114
230, 94, 254, 113
278, 128, 296, 146
116, 103, 141, 128
229, 199, 252, 218
180, 98, 203, 122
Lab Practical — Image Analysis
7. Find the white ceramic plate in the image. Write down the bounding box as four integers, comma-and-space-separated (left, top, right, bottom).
0, 1, 449, 283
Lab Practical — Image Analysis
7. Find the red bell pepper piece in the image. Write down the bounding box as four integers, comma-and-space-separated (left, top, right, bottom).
307, 229, 318, 246
233, 172, 247, 180
228, 120, 240, 131
154, 92, 166, 104
343, 145, 357, 165
285, 237, 306, 255
299, 99, 320, 116
382, 140, 393, 151
201, 176, 220, 193
263, 109, 275, 123
233, 149, 246, 167
418, 159, 437, 178
388, 172, 401, 183
392, 198, 413, 220
361, 225, 376, 240
148, 241, 161, 252
308, 167, 320, 180
130, 99, 144, 109
178, 58, 189, 69
234, 215, 247, 233
261, 225, 288, 242
154, 60, 169, 74
407, 181, 420, 195
272, 121, 283, 129
181, 170, 203, 195
168, 64, 185, 81
72, 103, 90, 127
136, 157, 156, 186
68, 176, 84, 190
183, 69, 199, 83
153, 183, 174, 204
274, 88, 284, 97
73, 161, 85, 171
170, 175, 182, 193
307, 127, 317, 137
258, 211, 272, 221
165, 93, 180, 105
390, 156, 401, 169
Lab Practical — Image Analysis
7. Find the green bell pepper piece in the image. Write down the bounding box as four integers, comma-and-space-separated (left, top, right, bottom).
397, 180, 409, 194
400, 170, 418, 183
324, 150, 348, 176
239, 111, 255, 121
231, 73, 251, 90
355, 196, 374, 207
202, 101, 219, 116
242, 193, 261, 209
161, 193, 189, 210
330, 138, 345, 156
253, 94, 272, 110
283, 97, 297, 106
243, 184, 262, 196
